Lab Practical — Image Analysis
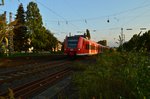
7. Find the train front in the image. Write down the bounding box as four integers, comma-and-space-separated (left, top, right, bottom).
64, 36, 79, 57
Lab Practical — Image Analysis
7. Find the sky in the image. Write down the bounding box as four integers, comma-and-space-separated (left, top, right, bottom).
0, 0, 150, 47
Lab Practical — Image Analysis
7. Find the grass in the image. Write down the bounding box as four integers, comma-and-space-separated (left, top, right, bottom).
72, 52, 150, 99
0, 51, 63, 58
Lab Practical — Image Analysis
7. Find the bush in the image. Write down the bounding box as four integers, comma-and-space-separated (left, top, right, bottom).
72, 52, 150, 99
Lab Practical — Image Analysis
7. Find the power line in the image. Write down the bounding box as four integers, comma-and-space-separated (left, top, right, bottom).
35, 2, 150, 23
121, 1, 150, 28
64, 0, 93, 28
35, 0, 81, 30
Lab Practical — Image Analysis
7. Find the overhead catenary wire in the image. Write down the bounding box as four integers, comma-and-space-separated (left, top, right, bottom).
1, 0, 150, 24
35, 0, 81, 30
34, 2, 150, 23
1, 1, 150, 34
63, 0, 93, 29
121, 7, 150, 28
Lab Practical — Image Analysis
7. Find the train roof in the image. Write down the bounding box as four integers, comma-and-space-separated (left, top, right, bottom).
66, 34, 109, 48
66, 35, 86, 38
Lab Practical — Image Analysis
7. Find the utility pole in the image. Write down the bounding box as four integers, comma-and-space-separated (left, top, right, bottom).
120, 28, 126, 50
120, 28, 125, 45
121, 28, 123, 44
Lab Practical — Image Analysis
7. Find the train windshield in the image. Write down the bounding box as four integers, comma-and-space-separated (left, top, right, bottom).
67, 37, 79, 48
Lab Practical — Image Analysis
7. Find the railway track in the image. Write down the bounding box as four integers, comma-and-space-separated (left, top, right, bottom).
0, 60, 69, 84
0, 68, 71, 99
0, 59, 71, 98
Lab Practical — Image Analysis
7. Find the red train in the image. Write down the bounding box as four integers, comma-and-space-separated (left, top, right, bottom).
64, 35, 109, 56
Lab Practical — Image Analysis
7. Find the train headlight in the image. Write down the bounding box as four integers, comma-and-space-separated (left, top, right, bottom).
78, 48, 80, 51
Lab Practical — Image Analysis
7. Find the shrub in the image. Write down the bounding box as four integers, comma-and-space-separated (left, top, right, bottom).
72, 52, 150, 99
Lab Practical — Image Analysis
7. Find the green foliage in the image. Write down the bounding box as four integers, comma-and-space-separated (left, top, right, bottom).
26, 2, 43, 28
97, 40, 107, 46
25, 2, 58, 52
0, 12, 6, 29
0, 12, 14, 54
73, 52, 150, 99
13, 3, 28, 52
0, 13, 6, 49
26, 1, 46, 52
1, 2, 59, 54
0, 52, 51, 58
121, 31, 150, 52
43, 29, 58, 51
0, 12, 6, 42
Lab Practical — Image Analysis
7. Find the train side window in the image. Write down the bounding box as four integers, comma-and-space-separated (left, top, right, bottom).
91, 45, 94, 50
89, 45, 91, 50
86, 44, 89, 49
91, 45, 95, 50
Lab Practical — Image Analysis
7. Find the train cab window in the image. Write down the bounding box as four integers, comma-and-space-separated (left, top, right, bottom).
86, 44, 96, 50
67, 37, 79, 48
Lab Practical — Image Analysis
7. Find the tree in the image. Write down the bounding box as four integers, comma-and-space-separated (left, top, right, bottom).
26, 1, 47, 52
97, 40, 107, 46
86, 29, 91, 40
136, 31, 150, 52
0, 12, 18, 54
0, 12, 6, 41
122, 31, 150, 52
0, 12, 7, 54
0, 11, 6, 29
44, 30, 53, 51
44, 30, 58, 51
13, 3, 28, 52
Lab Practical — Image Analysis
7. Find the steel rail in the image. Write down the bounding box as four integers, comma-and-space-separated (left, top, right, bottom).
0, 68, 71, 99
0, 60, 70, 85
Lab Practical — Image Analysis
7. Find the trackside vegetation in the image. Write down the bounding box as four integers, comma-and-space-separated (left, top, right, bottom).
72, 52, 150, 99
0, 2, 59, 56
0, 51, 63, 58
